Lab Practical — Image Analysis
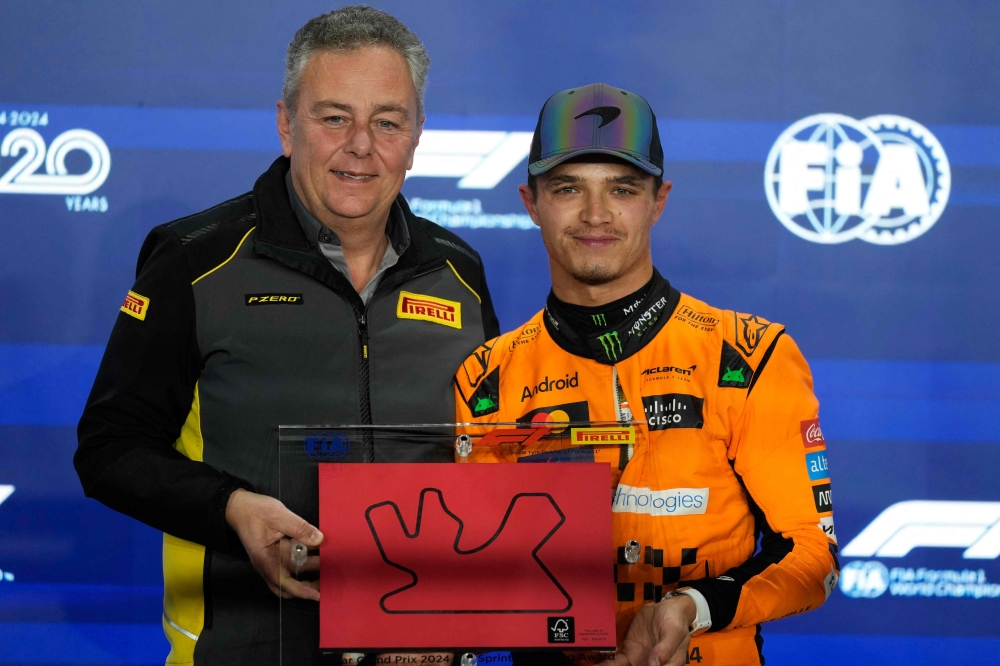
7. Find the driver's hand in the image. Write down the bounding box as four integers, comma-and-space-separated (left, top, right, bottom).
598, 595, 696, 666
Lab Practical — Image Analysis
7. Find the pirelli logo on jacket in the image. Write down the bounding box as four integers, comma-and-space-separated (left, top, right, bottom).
121, 291, 149, 321
397, 291, 462, 329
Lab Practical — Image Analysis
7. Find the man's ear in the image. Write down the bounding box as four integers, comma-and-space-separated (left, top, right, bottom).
518, 183, 542, 228
651, 180, 673, 224
276, 100, 294, 158
406, 116, 424, 171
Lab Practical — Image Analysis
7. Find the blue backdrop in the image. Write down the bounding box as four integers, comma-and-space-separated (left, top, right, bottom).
1, 1, 999, 664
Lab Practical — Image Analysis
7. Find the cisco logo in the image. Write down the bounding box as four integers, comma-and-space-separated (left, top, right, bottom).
765, 114, 949, 245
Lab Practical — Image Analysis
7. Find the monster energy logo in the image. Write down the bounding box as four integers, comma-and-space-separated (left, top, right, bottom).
591, 313, 607, 326
597, 331, 622, 360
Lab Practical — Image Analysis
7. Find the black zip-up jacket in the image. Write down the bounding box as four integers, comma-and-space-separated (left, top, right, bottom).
75, 156, 500, 665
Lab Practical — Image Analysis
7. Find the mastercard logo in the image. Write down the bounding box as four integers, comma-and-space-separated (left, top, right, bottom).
530, 409, 571, 433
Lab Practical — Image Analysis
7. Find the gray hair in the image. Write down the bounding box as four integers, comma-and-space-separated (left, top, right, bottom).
282, 5, 430, 121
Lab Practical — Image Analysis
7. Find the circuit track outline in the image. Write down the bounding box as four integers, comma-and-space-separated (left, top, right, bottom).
365, 487, 572, 614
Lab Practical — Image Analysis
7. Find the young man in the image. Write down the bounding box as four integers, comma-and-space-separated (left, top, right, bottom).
454, 84, 838, 666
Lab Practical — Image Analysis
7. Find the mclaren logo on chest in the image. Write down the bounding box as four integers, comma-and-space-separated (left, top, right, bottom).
397, 291, 462, 329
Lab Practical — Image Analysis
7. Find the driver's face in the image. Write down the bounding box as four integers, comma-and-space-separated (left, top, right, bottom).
520, 160, 670, 287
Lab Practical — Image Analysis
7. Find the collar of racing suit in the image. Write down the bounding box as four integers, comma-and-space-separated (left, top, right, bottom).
543, 268, 681, 364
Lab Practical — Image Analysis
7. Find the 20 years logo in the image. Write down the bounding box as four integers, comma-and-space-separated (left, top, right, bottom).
0, 110, 111, 203
765, 114, 949, 245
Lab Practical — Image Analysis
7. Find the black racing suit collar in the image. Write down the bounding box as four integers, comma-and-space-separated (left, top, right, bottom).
543, 268, 680, 364
249, 156, 446, 308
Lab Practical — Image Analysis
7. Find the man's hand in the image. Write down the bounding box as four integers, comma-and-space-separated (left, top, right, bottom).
599, 595, 696, 666
225, 489, 324, 601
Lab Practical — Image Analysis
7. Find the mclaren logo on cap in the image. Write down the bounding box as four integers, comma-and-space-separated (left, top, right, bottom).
574, 106, 621, 128
121, 291, 149, 321
397, 291, 462, 329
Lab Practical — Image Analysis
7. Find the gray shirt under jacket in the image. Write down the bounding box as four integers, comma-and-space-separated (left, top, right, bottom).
285, 170, 410, 304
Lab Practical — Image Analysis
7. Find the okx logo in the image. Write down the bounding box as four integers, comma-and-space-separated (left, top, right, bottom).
765, 114, 949, 245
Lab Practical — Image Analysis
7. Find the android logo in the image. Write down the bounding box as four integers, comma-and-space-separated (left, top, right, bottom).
721, 367, 745, 383
474, 396, 496, 413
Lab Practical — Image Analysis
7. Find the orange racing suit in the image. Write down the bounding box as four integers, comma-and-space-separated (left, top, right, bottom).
453, 270, 839, 665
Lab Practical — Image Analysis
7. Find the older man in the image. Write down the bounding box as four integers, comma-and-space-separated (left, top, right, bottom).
75, 7, 498, 665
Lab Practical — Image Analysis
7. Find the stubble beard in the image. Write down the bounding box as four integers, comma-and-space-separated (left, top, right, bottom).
562, 228, 629, 285
568, 260, 624, 286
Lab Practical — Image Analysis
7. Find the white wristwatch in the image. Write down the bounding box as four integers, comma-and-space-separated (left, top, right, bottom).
662, 587, 712, 635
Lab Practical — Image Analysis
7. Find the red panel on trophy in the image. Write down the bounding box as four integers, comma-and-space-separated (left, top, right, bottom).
318, 463, 615, 651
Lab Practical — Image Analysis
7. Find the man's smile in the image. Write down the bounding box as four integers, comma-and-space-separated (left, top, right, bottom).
331, 169, 377, 182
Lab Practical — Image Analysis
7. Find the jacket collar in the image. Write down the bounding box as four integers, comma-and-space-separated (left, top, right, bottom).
543, 268, 680, 364
250, 156, 446, 308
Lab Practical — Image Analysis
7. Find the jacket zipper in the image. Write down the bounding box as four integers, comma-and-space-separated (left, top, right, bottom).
613, 365, 635, 465
354, 262, 447, 462
356, 311, 374, 461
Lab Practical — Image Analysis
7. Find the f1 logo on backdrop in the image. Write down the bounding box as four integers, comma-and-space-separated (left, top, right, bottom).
765, 114, 950, 245
838, 501, 1000, 601
407, 130, 533, 189
842, 500, 1000, 559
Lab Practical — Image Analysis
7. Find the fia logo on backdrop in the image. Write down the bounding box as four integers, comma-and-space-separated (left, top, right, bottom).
765, 114, 949, 245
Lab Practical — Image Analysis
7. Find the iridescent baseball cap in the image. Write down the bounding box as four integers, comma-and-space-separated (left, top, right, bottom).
528, 82, 663, 177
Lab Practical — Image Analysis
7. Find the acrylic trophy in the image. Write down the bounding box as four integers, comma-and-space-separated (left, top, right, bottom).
276, 421, 636, 663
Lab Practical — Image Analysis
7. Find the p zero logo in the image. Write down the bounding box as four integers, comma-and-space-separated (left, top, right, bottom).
842, 500, 1000, 559
245, 293, 303, 306
397, 291, 462, 329
812, 483, 833, 514
641, 394, 704, 431
800, 419, 826, 448
569, 426, 635, 446
120, 291, 149, 321
612, 485, 709, 517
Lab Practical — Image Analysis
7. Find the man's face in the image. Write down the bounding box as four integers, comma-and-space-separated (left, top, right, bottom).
519, 160, 671, 286
277, 46, 421, 224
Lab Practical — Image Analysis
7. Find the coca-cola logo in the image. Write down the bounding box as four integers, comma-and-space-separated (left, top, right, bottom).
800, 418, 825, 448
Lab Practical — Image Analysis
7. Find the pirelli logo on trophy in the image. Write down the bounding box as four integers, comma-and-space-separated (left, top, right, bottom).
396, 291, 462, 329
120, 290, 149, 321
569, 426, 636, 446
